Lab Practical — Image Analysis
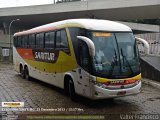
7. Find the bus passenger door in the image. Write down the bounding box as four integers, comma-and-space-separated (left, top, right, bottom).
77, 40, 91, 97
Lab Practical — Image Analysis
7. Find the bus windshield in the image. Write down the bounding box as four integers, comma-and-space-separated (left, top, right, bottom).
87, 31, 140, 79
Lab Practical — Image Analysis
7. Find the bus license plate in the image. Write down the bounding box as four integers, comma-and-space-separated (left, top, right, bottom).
117, 91, 126, 96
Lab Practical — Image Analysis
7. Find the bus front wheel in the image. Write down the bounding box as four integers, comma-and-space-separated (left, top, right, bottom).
68, 79, 77, 101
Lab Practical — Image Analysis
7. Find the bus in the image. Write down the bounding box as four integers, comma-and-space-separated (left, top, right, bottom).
13, 19, 149, 100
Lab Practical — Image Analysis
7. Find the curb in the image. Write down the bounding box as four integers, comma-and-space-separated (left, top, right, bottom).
142, 78, 160, 90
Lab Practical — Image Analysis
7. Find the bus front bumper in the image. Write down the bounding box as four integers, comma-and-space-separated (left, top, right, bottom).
92, 81, 141, 100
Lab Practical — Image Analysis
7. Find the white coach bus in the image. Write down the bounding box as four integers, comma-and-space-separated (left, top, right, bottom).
13, 19, 149, 100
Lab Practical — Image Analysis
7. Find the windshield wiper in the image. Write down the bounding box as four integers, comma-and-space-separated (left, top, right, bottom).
114, 48, 118, 65
109, 48, 118, 75
120, 48, 134, 74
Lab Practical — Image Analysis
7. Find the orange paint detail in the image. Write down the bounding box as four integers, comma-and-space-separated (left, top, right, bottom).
16, 48, 34, 60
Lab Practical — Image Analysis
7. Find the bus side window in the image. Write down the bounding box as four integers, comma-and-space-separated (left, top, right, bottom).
45, 31, 55, 49
28, 34, 35, 48
68, 28, 84, 64
60, 30, 69, 49
13, 37, 17, 47
39, 33, 44, 48
17, 36, 21, 48
21, 36, 24, 48
23, 36, 28, 48
56, 29, 70, 53
50, 31, 55, 48
36, 34, 40, 48
56, 31, 61, 48
36, 33, 44, 49
45, 32, 50, 48
78, 41, 90, 72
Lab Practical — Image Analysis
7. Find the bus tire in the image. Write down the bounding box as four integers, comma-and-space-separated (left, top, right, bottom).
20, 65, 25, 79
24, 66, 30, 80
68, 79, 77, 101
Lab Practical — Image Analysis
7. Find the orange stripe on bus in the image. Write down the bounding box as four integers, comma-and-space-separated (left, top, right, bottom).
16, 48, 34, 60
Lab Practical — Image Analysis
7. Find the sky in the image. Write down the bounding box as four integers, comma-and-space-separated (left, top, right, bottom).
0, 0, 56, 8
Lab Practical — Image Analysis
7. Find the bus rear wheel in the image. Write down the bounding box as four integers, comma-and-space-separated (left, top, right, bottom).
24, 67, 30, 80
20, 65, 25, 79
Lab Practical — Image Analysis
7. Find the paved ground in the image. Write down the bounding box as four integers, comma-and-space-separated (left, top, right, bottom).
0, 63, 160, 120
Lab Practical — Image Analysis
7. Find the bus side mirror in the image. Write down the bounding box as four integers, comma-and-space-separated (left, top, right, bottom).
77, 36, 95, 57
135, 37, 150, 55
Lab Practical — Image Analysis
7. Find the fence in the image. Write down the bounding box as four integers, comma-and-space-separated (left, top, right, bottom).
135, 33, 160, 56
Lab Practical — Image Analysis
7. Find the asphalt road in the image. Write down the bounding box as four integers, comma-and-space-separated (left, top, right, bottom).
0, 63, 160, 120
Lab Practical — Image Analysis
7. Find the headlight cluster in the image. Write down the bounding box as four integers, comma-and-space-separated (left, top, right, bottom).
94, 81, 108, 89
93, 80, 141, 89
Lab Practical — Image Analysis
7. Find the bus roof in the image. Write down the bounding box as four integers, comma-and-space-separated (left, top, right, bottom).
14, 19, 132, 36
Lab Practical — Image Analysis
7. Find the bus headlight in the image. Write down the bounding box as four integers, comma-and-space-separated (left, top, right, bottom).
94, 81, 107, 88
101, 84, 107, 89
95, 82, 109, 89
